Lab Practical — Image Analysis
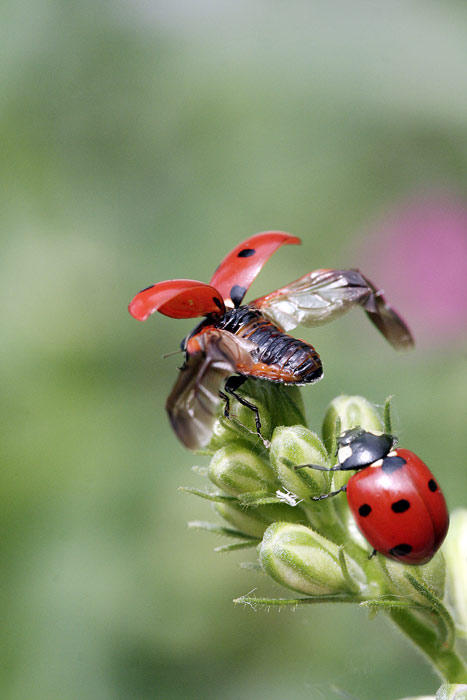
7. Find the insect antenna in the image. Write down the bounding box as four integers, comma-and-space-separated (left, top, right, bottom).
161, 348, 184, 359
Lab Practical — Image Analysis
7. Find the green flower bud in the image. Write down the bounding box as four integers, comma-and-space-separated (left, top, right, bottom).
380, 550, 446, 603
259, 522, 366, 596
208, 380, 306, 450
269, 425, 329, 500
322, 394, 383, 452
435, 685, 467, 700
444, 508, 467, 631
215, 501, 309, 539
208, 444, 277, 496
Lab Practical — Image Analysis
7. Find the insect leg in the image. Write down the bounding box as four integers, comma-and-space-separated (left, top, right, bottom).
311, 484, 347, 502
219, 390, 230, 418
224, 375, 263, 438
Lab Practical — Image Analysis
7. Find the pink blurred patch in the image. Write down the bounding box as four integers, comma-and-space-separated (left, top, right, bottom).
357, 193, 467, 346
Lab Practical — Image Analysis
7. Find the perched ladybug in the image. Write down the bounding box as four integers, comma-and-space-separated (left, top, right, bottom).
303, 428, 449, 564
129, 232, 413, 449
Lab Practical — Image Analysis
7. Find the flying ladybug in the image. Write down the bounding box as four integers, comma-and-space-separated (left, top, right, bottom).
128, 232, 414, 449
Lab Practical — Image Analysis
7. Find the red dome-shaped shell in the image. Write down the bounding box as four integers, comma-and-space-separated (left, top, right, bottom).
346, 449, 449, 564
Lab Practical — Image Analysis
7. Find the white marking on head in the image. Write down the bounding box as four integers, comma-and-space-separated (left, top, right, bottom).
338, 445, 353, 463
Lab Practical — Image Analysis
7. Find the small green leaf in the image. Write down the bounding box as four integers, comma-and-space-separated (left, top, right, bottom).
214, 540, 261, 553
187, 521, 257, 540
239, 562, 262, 573
179, 486, 236, 503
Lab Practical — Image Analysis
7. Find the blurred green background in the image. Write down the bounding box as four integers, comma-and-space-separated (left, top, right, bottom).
2, 1, 467, 698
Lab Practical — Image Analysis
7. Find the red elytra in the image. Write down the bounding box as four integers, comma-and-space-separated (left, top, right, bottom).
128, 232, 414, 449
129, 279, 225, 321
129, 231, 299, 319
209, 232, 301, 307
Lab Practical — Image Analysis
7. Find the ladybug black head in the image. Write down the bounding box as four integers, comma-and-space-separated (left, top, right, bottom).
337, 428, 396, 470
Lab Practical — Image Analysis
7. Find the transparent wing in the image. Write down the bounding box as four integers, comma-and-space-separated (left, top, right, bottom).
165, 329, 255, 449
252, 269, 414, 350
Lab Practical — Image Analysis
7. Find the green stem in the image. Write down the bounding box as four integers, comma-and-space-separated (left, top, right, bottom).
235, 593, 426, 609
389, 608, 467, 683
404, 572, 456, 648
234, 594, 369, 607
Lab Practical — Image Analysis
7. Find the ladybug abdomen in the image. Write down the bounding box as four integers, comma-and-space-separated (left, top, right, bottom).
347, 450, 449, 564
215, 306, 322, 384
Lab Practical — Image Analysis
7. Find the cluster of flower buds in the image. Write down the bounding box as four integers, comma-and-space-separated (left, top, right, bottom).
184, 383, 467, 684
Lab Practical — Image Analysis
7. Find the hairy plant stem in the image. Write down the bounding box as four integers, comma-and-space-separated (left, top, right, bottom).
389, 608, 467, 683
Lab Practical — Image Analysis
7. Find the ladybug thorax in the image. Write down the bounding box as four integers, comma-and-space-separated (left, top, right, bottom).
337, 428, 395, 470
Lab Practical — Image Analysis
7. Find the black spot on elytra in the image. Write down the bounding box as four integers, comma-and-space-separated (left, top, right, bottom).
388, 543, 412, 557
212, 297, 224, 311
237, 248, 256, 258
381, 455, 406, 474
139, 284, 155, 293
428, 479, 437, 492
359, 504, 372, 517
230, 284, 247, 307
391, 499, 410, 513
